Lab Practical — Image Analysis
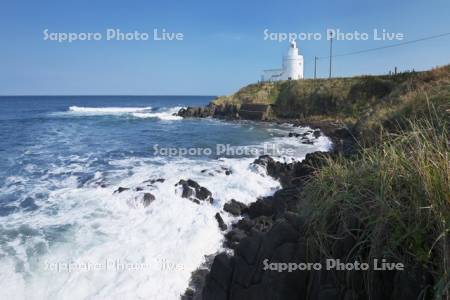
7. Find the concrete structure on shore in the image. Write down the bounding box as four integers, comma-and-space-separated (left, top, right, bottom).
262, 40, 304, 81
238, 104, 274, 120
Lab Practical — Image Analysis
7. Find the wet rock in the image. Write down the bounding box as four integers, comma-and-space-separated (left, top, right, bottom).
253, 155, 274, 169
197, 187, 213, 202
177, 105, 215, 118
182, 256, 216, 300
223, 199, 247, 216
204, 221, 304, 300
313, 129, 321, 138
95, 181, 108, 188
114, 187, 130, 193
234, 218, 255, 232
251, 216, 274, 233
201, 167, 232, 176
221, 167, 232, 175
288, 132, 301, 137
318, 287, 341, 300
180, 288, 194, 300
224, 229, 247, 249
176, 179, 213, 204
246, 198, 274, 219
202, 253, 234, 300
143, 178, 165, 185
142, 193, 156, 207
215, 213, 227, 231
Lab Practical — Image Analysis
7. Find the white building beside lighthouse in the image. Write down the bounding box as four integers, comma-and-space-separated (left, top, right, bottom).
262, 40, 304, 81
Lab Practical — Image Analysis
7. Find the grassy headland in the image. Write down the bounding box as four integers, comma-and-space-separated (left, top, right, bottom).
214, 65, 449, 142
214, 66, 450, 298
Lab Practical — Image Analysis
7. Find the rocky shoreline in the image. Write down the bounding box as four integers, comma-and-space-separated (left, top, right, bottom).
178, 105, 373, 299
177, 103, 433, 300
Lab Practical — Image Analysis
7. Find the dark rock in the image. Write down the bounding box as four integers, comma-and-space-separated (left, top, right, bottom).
224, 229, 247, 249
114, 187, 129, 193
95, 181, 108, 188
234, 218, 255, 232
251, 216, 274, 233
202, 253, 234, 300
176, 179, 213, 204
318, 287, 341, 300
246, 198, 274, 219
313, 129, 321, 138
288, 132, 301, 137
142, 193, 156, 207
201, 167, 232, 176
221, 166, 232, 175
215, 213, 227, 231
177, 105, 216, 118
135, 187, 144, 191
253, 155, 274, 169
197, 187, 213, 202
182, 256, 216, 300
223, 199, 247, 216
235, 234, 263, 265
143, 178, 165, 185
180, 288, 194, 300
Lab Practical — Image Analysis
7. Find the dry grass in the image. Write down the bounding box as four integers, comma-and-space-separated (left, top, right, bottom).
301, 115, 449, 298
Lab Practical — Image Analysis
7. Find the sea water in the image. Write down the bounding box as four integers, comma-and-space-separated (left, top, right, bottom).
0, 96, 331, 300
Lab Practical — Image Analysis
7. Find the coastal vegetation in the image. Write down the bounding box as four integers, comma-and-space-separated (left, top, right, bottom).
205, 65, 449, 298
213, 65, 449, 141
303, 117, 449, 298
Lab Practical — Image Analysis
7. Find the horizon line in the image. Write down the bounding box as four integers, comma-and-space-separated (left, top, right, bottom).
0, 94, 218, 97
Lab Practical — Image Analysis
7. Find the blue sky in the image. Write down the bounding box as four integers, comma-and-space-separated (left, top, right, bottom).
0, 0, 449, 95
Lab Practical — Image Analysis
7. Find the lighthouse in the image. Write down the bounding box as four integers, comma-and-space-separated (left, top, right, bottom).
262, 40, 304, 81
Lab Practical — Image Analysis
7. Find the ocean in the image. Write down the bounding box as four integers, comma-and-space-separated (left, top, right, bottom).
0, 96, 331, 299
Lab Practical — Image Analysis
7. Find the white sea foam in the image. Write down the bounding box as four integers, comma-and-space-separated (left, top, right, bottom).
63, 106, 183, 121
0, 122, 331, 300
131, 107, 184, 120
69, 106, 153, 114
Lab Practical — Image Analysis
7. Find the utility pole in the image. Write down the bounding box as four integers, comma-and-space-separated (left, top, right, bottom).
314, 56, 317, 79
329, 31, 333, 78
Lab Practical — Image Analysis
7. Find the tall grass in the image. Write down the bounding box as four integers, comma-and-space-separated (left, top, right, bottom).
301, 116, 449, 298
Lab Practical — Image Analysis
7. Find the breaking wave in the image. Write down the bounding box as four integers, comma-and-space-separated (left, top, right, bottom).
65, 106, 183, 120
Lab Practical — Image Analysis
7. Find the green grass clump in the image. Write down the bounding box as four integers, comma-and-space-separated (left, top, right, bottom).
301, 116, 449, 298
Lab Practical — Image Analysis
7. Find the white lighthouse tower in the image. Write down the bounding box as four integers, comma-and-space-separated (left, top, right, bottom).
262, 40, 304, 81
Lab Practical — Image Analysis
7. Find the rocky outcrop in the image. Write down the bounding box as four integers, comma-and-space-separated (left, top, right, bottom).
177, 103, 239, 119
253, 152, 329, 188
223, 199, 247, 216
142, 193, 156, 207
198, 150, 431, 300
176, 179, 214, 204
200, 167, 232, 176
215, 213, 227, 231
113, 186, 130, 193
177, 105, 216, 118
